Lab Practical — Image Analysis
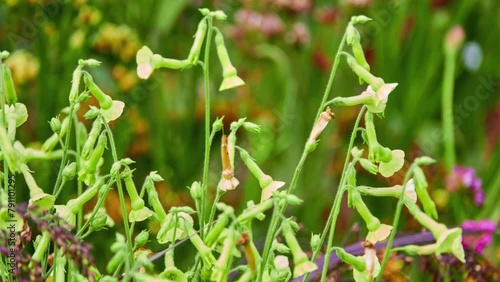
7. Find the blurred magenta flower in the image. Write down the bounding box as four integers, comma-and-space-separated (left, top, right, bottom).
446, 166, 485, 206
461, 219, 497, 254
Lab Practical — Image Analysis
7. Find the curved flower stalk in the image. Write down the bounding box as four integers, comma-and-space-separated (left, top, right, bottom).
238, 147, 285, 201
20, 164, 54, 210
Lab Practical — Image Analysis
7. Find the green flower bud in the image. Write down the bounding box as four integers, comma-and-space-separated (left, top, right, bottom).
359, 158, 378, 175
2, 64, 18, 105
69, 65, 82, 104
78, 58, 101, 67
90, 212, 108, 231
62, 162, 77, 180
42, 117, 70, 152
310, 233, 321, 252
134, 230, 150, 248
187, 19, 207, 65
78, 132, 107, 185
351, 15, 372, 24
414, 156, 436, 166
82, 119, 102, 159
242, 122, 261, 133
212, 116, 224, 133
413, 166, 438, 220
189, 181, 203, 200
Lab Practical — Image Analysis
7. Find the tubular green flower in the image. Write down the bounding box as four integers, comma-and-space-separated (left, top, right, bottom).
214, 29, 245, 91
20, 164, 54, 210
238, 147, 285, 201
282, 220, 317, 278
350, 189, 392, 243
211, 229, 238, 282
83, 73, 124, 121
183, 219, 216, 268
122, 169, 154, 222
159, 250, 187, 282
346, 55, 384, 90
136, 46, 191, 79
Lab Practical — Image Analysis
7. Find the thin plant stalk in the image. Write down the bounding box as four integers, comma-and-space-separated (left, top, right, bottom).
74, 118, 84, 229
441, 44, 458, 170
257, 28, 349, 281
101, 116, 134, 279
376, 165, 416, 282
305, 106, 366, 282
319, 106, 366, 281
200, 16, 214, 238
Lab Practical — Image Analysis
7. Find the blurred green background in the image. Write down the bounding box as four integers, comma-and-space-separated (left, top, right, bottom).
1, 0, 499, 272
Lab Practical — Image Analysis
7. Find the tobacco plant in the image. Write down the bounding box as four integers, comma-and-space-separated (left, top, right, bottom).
0, 8, 471, 282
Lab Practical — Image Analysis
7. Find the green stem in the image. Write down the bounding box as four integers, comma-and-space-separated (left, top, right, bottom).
101, 116, 134, 277
376, 165, 416, 282
73, 118, 84, 230
441, 45, 458, 171
0, 59, 8, 197
256, 201, 280, 281
319, 161, 355, 282
53, 103, 76, 197
306, 106, 366, 282
200, 17, 214, 238
259, 27, 349, 282
207, 188, 224, 231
